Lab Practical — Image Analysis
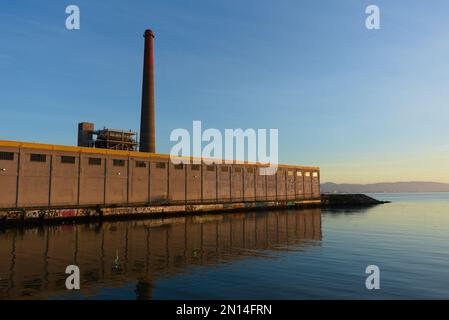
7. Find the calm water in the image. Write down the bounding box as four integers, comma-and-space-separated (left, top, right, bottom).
1, 193, 449, 300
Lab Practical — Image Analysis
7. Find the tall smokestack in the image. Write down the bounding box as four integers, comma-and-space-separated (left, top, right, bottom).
139, 29, 155, 153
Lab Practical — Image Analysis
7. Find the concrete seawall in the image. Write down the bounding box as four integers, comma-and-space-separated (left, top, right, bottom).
0, 194, 389, 228
0, 199, 321, 227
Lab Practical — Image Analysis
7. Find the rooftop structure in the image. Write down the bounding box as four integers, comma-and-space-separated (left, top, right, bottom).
78, 122, 138, 151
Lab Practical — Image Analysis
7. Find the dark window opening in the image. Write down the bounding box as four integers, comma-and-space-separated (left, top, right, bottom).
113, 159, 125, 167
61, 156, 75, 164
174, 163, 184, 170
136, 161, 146, 168
156, 162, 166, 169
207, 165, 215, 171
191, 164, 200, 171
30, 154, 46, 162
0, 152, 14, 161
234, 167, 242, 173
221, 166, 228, 173
88, 157, 102, 166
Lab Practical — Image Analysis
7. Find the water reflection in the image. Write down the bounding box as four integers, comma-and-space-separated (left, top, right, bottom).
0, 209, 321, 300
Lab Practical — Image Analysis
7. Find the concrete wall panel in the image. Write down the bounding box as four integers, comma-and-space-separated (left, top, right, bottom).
295, 171, 304, 199
186, 164, 201, 203
0, 147, 19, 208
217, 165, 231, 202
286, 170, 296, 200
79, 154, 105, 205
304, 172, 312, 197
266, 171, 276, 201
243, 167, 256, 201
231, 166, 243, 202
202, 164, 217, 202
312, 172, 320, 198
18, 150, 51, 207
150, 160, 168, 203
169, 162, 185, 203
50, 152, 79, 206
255, 168, 267, 201
129, 158, 149, 204
276, 169, 286, 201
105, 157, 128, 205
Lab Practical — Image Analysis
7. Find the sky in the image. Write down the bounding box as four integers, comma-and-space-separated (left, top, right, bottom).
1, 0, 449, 184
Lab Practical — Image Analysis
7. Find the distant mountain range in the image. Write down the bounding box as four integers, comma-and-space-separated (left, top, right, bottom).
321, 182, 449, 193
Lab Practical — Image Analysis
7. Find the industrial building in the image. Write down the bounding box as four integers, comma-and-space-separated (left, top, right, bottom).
0, 140, 319, 210
0, 29, 320, 221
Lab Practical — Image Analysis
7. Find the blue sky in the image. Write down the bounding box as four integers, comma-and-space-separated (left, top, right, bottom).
1, 0, 449, 183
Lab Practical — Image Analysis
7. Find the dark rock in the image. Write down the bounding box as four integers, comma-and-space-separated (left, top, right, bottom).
321, 194, 390, 207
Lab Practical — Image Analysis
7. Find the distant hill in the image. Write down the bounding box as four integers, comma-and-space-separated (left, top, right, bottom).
321, 182, 449, 193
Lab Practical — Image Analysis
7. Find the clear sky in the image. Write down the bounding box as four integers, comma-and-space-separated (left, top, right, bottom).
1, 0, 449, 184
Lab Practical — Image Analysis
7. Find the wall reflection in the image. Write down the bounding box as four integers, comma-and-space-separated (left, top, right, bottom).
0, 209, 321, 300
